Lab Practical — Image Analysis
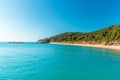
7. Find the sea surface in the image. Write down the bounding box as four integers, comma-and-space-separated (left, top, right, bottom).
0, 42, 120, 80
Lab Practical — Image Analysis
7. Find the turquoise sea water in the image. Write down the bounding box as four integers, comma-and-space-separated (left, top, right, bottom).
0, 42, 120, 80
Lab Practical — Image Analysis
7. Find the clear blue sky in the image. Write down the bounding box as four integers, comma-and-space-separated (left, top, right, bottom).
0, 0, 120, 41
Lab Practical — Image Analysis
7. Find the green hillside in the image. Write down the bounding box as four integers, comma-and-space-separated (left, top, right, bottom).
38, 25, 120, 45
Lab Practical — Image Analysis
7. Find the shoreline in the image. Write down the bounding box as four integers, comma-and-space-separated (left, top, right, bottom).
50, 42, 120, 51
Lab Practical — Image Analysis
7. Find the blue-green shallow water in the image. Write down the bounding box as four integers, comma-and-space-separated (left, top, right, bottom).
0, 42, 120, 80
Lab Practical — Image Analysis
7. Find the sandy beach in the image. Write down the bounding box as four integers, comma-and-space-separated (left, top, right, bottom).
50, 42, 120, 51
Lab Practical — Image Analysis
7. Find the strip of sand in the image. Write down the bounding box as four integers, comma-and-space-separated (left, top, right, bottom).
50, 42, 120, 51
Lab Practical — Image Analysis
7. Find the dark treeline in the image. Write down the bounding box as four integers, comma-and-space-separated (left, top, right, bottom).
38, 25, 120, 45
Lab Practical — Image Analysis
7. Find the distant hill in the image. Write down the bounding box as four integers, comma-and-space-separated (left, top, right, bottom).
38, 25, 120, 45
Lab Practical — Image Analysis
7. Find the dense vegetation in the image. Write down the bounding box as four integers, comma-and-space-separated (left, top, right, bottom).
38, 25, 120, 45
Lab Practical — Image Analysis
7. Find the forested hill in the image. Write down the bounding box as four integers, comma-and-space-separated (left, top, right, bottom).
38, 25, 120, 45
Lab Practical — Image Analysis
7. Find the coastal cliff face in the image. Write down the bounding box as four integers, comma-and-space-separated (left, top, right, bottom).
38, 25, 120, 45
